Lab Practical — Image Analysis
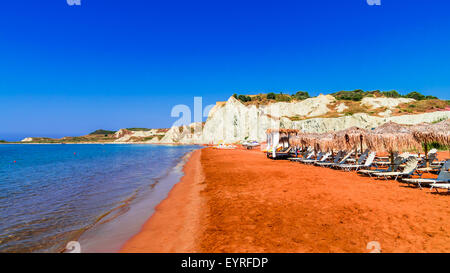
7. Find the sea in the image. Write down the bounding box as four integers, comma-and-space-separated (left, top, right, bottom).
0, 144, 200, 253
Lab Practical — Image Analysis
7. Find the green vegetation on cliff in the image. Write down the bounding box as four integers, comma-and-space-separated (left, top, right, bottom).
331, 89, 439, 102
89, 129, 116, 135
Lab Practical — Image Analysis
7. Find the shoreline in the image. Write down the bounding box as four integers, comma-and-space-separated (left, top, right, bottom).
120, 148, 205, 252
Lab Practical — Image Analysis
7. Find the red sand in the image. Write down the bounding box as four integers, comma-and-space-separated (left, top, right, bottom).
121, 148, 450, 253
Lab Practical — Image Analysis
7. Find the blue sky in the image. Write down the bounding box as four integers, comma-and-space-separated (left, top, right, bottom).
1, 0, 449, 140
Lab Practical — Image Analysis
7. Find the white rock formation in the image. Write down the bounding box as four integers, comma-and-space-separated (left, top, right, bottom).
361, 97, 414, 109
335, 103, 348, 113
259, 94, 335, 118
108, 95, 449, 145
284, 111, 450, 134
196, 96, 450, 144
21, 137, 34, 142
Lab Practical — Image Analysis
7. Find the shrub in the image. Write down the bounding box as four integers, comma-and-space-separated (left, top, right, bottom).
382, 90, 401, 98
126, 128, 151, 131
332, 90, 364, 101
237, 95, 251, 102
292, 91, 310, 100
90, 129, 116, 135
267, 92, 276, 100
275, 94, 291, 102
405, 91, 426, 101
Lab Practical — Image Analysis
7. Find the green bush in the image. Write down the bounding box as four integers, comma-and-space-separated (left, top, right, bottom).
292, 91, 310, 100
332, 90, 365, 101
237, 95, 251, 102
275, 94, 292, 102
405, 91, 426, 100
267, 92, 276, 100
382, 90, 401, 98
89, 129, 116, 135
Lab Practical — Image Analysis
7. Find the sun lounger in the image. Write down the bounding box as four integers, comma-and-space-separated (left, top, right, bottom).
338, 152, 376, 172
430, 183, 450, 193
301, 152, 331, 164
316, 151, 344, 167
402, 160, 450, 188
358, 155, 404, 176
335, 152, 368, 171
268, 146, 293, 159
329, 151, 354, 169
290, 150, 314, 162
372, 157, 419, 181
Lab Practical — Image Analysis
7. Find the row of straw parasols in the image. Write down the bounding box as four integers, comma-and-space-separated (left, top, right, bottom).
289, 119, 449, 165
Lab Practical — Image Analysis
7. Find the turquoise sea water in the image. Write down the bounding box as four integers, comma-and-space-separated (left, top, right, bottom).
0, 144, 199, 253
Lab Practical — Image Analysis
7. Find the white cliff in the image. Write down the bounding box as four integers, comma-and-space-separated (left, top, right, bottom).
196, 96, 449, 144
110, 95, 449, 145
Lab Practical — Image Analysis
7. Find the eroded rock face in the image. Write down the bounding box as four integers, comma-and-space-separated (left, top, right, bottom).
196, 96, 449, 144
109, 95, 449, 145
21, 137, 34, 142
361, 97, 414, 109
259, 94, 335, 118
114, 129, 133, 138
335, 103, 348, 113
284, 112, 450, 133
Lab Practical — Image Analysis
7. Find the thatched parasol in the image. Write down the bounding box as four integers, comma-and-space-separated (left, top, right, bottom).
333, 127, 369, 159
412, 119, 450, 165
266, 128, 300, 150
266, 128, 300, 135
289, 132, 339, 153
366, 121, 422, 164
413, 119, 450, 146
319, 133, 336, 151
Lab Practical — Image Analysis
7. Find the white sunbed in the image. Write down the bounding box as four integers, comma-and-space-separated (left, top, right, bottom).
338, 152, 376, 172
293, 151, 315, 162
315, 151, 343, 167
402, 160, 450, 189
358, 155, 403, 176
335, 152, 368, 171
430, 183, 450, 193
288, 150, 312, 161
329, 151, 355, 169
301, 152, 331, 164
372, 157, 419, 181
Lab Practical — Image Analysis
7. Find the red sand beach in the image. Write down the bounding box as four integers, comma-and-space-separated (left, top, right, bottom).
121, 148, 450, 253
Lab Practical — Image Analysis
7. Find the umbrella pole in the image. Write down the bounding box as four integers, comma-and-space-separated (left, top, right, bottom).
424, 142, 428, 167
390, 150, 394, 166
360, 135, 363, 161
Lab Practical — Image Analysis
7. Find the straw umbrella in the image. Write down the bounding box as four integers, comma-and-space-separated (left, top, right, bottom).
366, 122, 422, 164
413, 119, 450, 165
289, 132, 338, 158
334, 127, 369, 159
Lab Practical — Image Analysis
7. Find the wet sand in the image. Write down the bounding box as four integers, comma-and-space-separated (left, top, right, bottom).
121, 148, 450, 253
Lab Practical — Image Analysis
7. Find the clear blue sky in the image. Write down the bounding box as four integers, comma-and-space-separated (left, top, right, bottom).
1, 0, 449, 141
